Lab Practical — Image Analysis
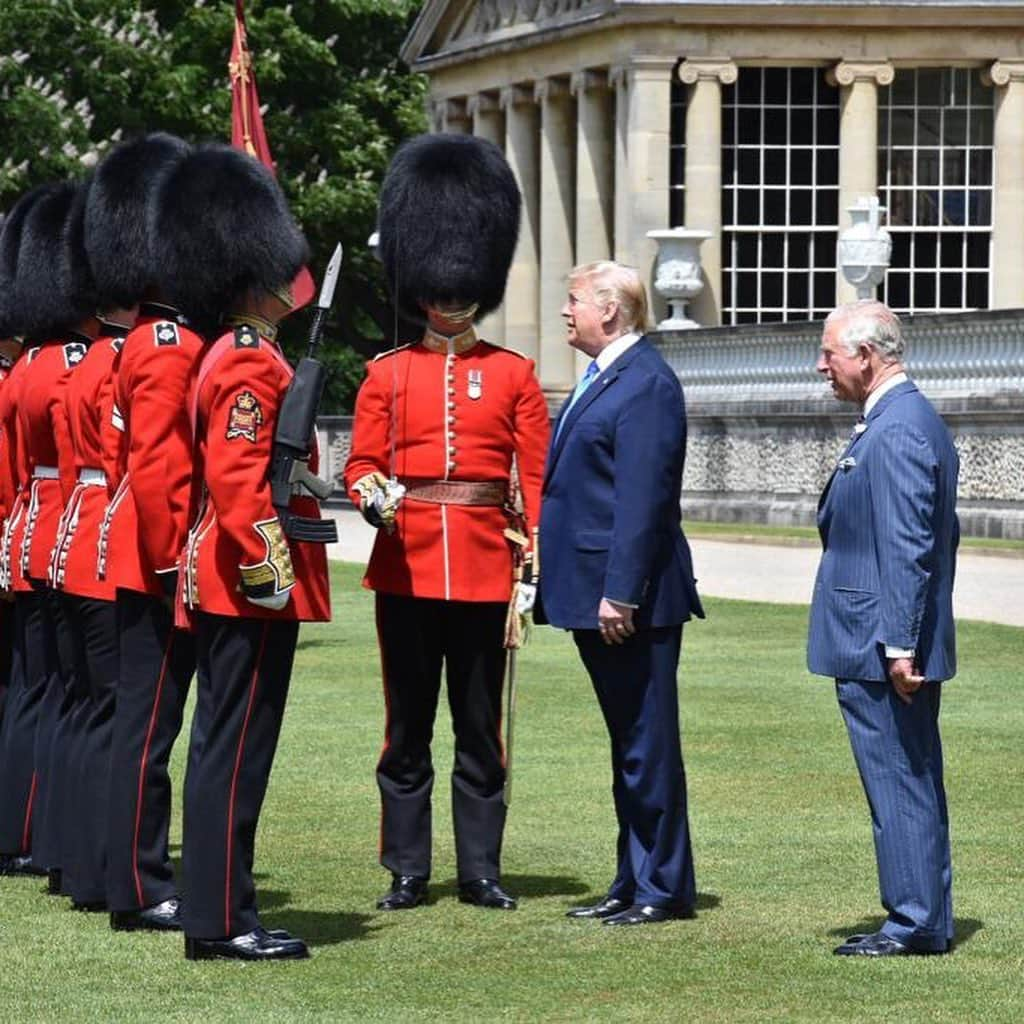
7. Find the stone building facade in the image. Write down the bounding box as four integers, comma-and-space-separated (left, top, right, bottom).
396, 0, 1024, 536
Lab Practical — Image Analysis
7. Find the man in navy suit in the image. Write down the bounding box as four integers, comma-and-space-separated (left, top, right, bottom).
808, 300, 959, 957
536, 261, 703, 926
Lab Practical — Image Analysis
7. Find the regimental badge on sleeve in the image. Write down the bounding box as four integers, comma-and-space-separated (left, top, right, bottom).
226, 390, 263, 443
234, 325, 260, 349
63, 342, 87, 368
154, 322, 180, 346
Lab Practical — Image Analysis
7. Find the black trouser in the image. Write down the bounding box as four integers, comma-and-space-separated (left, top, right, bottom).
0, 593, 47, 856
106, 589, 195, 912
181, 613, 298, 940
0, 600, 13, 731
60, 595, 119, 905
374, 594, 508, 883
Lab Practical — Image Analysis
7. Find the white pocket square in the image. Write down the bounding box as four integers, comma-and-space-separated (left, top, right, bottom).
839, 457, 857, 471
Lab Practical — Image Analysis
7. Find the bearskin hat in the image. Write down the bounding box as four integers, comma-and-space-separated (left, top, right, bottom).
150, 144, 309, 333
85, 132, 191, 308
377, 133, 521, 323
0, 184, 57, 338
59, 177, 100, 319
14, 181, 96, 340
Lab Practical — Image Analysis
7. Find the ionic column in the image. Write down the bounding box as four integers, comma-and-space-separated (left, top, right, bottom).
678, 57, 737, 327
985, 60, 1024, 308
468, 92, 507, 344
828, 60, 894, 304
610, 56, 677, 316
501, 84, 540, 361
571, 69, 613, 376
536, 77, 575, 398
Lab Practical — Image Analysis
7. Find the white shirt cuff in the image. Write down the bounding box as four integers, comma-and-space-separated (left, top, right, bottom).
604, 596, 639, 609
885, 645, 915, 659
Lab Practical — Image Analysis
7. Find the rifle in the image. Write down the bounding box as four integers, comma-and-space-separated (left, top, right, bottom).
268, 243, 343, 544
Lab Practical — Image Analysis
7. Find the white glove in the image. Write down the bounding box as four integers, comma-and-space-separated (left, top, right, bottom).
515, 582, 536, 616
246, 590, 291, 611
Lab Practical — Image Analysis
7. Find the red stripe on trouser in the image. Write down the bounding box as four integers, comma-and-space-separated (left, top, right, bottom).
21, 772, 37, 854
374, 598, 391, 860
224, 622, 268, 937
132, 633, 175, 907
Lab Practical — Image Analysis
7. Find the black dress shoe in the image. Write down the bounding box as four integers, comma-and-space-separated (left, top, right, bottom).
833, 930, 944, 957
0, 854, 46, 877
377, 874, 428, 910
185, 926, 309, 962
110, 898, 182, 932
566, 896, 630, 920
458, 878, 517, 910
602, 904, 695, 926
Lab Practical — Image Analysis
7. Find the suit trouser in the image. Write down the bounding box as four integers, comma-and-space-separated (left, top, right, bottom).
181, 613, 297, 940
573, 625, 696, 911
374, 593, 508, 883
836, 679, 953, 952
0, 600, 13, 732
0, 594, 45, 856
59, 595, 119, 905
106, 588, 195, 912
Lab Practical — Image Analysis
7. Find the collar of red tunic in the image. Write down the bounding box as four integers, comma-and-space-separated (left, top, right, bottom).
421, 325, 478, 355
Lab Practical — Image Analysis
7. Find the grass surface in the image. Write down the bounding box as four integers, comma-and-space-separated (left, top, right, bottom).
1, 562, 1021, 1022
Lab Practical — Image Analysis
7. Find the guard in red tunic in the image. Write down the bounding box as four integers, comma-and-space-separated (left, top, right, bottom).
7, 183, 101, 893
345, 134, 549, 912
152, 145, 330, 961
83, 133, 198, 932
47, 177, 139, 910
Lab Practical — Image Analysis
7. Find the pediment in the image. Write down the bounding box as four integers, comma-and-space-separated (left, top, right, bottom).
402, 0, 607, 67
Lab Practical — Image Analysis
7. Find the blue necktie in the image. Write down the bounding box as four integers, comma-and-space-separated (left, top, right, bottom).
554, 361, 599, 443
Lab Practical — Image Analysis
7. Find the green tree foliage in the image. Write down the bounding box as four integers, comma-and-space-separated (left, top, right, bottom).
0, 0, 426, 411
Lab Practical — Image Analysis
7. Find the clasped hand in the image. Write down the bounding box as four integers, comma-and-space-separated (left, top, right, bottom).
598, 598, 635, 645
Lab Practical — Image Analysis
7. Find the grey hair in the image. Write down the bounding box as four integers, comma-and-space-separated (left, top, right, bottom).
825, 299, 905, 362
569, 260, 653, 334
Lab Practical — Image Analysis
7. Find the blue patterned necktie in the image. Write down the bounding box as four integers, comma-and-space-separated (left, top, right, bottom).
555, 361, 599, 443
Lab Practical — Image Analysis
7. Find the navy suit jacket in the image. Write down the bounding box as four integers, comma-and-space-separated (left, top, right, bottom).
807, 380, 959, 683
536, 337, 703, 630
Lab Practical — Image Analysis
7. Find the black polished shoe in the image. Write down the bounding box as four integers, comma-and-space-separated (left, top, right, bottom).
602, 904, 695, 926
566, 896, 631, 920
833, 930, 944, 957
0, 854, 46, 877
458, 878, 517, 910
376, 874, 428, 911
110, 898, 182, 932
47, 868, 63, 895
185, 926, 309, 962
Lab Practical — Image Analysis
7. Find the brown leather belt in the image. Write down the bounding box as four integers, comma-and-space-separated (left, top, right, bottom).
402, 478, 506, 507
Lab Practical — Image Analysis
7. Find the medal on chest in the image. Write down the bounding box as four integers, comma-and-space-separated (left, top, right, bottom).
467, 369, 483, 400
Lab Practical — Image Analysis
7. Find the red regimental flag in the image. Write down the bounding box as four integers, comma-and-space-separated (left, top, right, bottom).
229, 0, 316, 309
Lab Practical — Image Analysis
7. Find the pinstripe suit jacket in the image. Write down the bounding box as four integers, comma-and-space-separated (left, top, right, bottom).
807, 380, 960, 682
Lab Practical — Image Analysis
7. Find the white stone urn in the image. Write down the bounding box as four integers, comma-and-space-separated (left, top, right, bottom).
838, 196, 892, 299
647, 228, 713, 330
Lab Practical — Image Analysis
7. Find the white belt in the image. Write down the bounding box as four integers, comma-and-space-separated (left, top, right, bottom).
32, 465, 59, 480
78, 468, 106, 486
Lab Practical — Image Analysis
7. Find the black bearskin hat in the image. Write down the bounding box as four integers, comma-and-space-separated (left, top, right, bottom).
377, 133, 521, 323
14, 181, 96, 339
85, 132, 191, 308
0, 184, 57, 338
60, 177, 100, 319
151, 144, 309, 333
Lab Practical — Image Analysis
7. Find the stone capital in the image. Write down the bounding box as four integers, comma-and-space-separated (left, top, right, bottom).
533, 77, 570, 104
677, 57, 738, 87
569, 68, 609, 96
466, 92, 499, 118
983, 59, 1024, 87
827, 60, 895, 88
499, 83, 535, 110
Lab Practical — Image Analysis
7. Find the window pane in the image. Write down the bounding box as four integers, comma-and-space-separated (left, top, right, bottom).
788, 274, 808, 309
738, 189, 760, 223
890, 110, 916, 146
790, 68, 815, 98
764, 68, 789, 105
965, 233, 988, 267
969, 150, 992, 187
762, 272, 784, 306
943, 149, 966, 187
969, 189, 992, 226
918, 149, 941, 187
814, 272, 835, 307
916, 191, 939, 226
789, 190, 812, 225
966, 271, 989, 308
762, 233, 785, 267
917, 69, 945, 104
915, 233, 938, 267
738, 108, 760, 144
816, 108, 839, 145
940, 272, 963, 308
763, 189, 786, 224
943, 109, 966, 146
763, 108, 787, 145
890, 72, 916, 106
815, 190, 838, 225
817, 149, 838, 184
790, 107, 813, 144
764, 148, 786, 184
790, 149, 813, 185
738, 149, 760, 184
736, 236, 758, 268
914, 273, 936, 308
940, 233, 963, 268
885, 272, 911, 310
789, 233, 810, 267
738, 68, 762, 104
942, 190, 967, 226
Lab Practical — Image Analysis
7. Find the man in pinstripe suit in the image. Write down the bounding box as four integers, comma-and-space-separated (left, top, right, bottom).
808, 300, 959, 958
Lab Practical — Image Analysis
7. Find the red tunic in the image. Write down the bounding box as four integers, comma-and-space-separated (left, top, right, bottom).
0, 351, 33, 593
344, 335, 550, 603
99, 307, 204, 596
15, 337, 88, 584
49, 329, 127, 599
180, 325, 330, 622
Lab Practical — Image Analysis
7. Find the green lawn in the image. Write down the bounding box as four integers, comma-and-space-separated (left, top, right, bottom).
1, 562, 1021, 1022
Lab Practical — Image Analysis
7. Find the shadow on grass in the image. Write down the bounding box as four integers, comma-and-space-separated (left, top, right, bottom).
296, 637, 344, 651
827, 917, 983, 948
266, 907, 377, 948
432, 874, 591, 900
555, 890, 722, 912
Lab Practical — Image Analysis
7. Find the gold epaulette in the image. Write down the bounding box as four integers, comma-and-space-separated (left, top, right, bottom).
372, 343, 413, 362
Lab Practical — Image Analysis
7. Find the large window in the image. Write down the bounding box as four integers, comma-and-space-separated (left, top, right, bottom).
878, 68, 993, 313
721, 68, 840, 324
